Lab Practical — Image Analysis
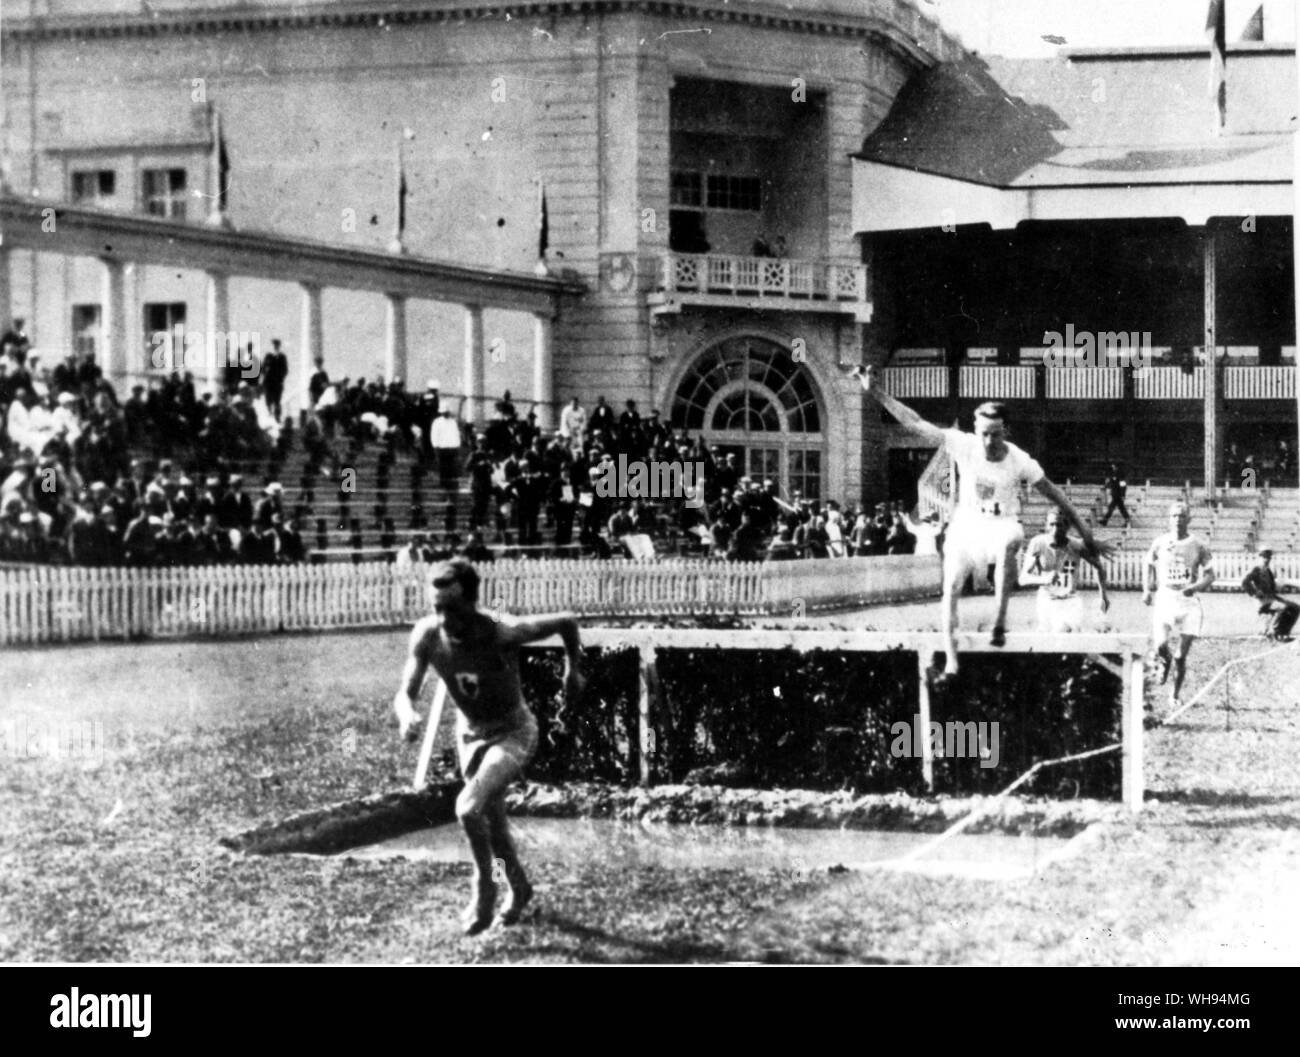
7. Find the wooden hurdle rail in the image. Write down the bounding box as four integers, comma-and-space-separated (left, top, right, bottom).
557, 627, 1150, 813
0, 556, 941, 646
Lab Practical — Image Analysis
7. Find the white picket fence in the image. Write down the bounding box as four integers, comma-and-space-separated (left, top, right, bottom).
1076, 549, 1290, 590
0, 555, 942, 646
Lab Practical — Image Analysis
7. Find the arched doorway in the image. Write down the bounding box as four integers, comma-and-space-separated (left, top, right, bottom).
670, 336, 826, 500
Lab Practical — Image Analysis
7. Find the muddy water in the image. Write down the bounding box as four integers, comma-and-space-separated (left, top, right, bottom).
343, 818, 1075, 880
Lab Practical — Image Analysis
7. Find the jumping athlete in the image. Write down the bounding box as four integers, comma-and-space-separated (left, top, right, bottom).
853, 365, 1109, 681
1143, 501, 1214, 709
392, 558, 586, 935
1019, 507, 1111, 632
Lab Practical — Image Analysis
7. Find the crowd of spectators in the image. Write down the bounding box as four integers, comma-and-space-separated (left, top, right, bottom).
2, 315, 939, 567
1, 322, 303, 566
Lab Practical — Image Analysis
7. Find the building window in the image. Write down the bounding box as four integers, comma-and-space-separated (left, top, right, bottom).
142, 168, 188, 219
706, 174, 762, 212
71, 305, 101, 359
71, 170, 116, 207
671, 336, 824, 501
143, 302, 187, 371
670, 170, 703, 207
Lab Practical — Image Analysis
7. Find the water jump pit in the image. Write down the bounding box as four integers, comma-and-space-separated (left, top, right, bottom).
221, 626, 1145, 882
220, 779, 1120, 882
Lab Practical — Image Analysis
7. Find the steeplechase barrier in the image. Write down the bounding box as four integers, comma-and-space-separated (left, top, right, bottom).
551, 627, 1151, 812
0, 555, 941, 646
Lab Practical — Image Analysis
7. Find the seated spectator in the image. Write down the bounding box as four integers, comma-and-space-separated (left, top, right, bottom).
765, 525, 799, 562
459, 530, 495, 564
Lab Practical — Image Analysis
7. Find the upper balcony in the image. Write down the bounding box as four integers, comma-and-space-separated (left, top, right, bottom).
648, 253, 873, 323
876, 363, 1298, 402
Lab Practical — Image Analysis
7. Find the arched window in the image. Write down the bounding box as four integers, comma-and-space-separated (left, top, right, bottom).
671, 337, 826, 500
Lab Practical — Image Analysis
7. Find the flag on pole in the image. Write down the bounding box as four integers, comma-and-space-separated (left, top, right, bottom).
389, 138, 408, 255
208, 104, 232, 225
1206, 0, 1227, 134
396, 145, 407, 240
537, 178, 549, 262
1240, 4, 1264, 41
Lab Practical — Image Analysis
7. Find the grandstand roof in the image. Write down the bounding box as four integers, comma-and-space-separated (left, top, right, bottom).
853, 45, 1295, 231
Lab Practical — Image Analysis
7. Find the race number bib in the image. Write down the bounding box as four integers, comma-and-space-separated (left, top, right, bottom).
1163, 551, 1191, 587
1047, 559, 1076, 599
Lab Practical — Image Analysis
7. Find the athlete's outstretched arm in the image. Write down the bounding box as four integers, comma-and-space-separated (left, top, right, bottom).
852, 366, 946, 445
393, 621, 432, 741
1081, 547, 1112, 612
1033, 478, 1112, 560
1017, 545, 1051, 586
500, 614, 586, 699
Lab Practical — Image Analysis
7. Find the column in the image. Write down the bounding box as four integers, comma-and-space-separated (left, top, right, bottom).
384, 293, 408, 386
205, 270, 230, 391
100, 257, 126, 384
532, 311, 555, 431
463, 303, 484, 427
1203, 229, 1218, 497
299, 282, 323, 413
0, 246, 11, 336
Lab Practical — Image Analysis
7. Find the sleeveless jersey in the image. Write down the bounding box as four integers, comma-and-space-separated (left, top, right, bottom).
423, 614, 525, 727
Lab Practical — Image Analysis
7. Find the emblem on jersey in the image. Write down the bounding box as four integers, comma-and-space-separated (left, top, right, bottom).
455, 672, 481, 700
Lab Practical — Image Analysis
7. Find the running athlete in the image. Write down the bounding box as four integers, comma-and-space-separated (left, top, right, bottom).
853, 366, 1109, 681
1143, 501, 1214, 708
1019, 507, 1111, 632
392, 558, 586, 935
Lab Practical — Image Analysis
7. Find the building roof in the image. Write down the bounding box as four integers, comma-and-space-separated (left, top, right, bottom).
857, 45, 1295, 189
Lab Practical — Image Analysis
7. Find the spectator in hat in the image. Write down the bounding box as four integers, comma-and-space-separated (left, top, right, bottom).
1243, 549, 1300, 641
255, 481, 285, 525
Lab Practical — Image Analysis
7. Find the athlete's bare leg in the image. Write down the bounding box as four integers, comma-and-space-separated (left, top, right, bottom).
940, 558, 966, 677
1171, 634, 1195, 702
456, 746, 525, 935
990, 538, 1019, 646
487, 796, 533, 924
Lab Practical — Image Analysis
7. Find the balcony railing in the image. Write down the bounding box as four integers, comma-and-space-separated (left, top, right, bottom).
1045, 366, 1124, 400
1135, 367, 1204, 400
879, 366, 947, 399
652, 253, 871, 321
876, 364, 1294, 402
1224, 365, 1295, 399
958, 366, 1035, 399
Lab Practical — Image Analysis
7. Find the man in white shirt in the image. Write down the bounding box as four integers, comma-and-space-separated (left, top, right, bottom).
1019, 507, 1110, 632
854, 366, 1109, 683
559, 397, 586, 449
430, 410, 463, 490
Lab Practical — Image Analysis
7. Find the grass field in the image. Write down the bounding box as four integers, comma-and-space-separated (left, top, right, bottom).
3, 594, 1300, 965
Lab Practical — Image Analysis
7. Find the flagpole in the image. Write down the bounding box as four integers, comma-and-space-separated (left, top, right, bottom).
389, 135, 407, 255
534, 176, 549, 276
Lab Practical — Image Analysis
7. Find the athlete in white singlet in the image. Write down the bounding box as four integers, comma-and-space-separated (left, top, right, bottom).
854, 366, 1111, 682
1143, 501, 1214, 709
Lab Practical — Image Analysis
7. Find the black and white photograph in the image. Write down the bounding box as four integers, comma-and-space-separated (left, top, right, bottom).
0, 0, 1296, 996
